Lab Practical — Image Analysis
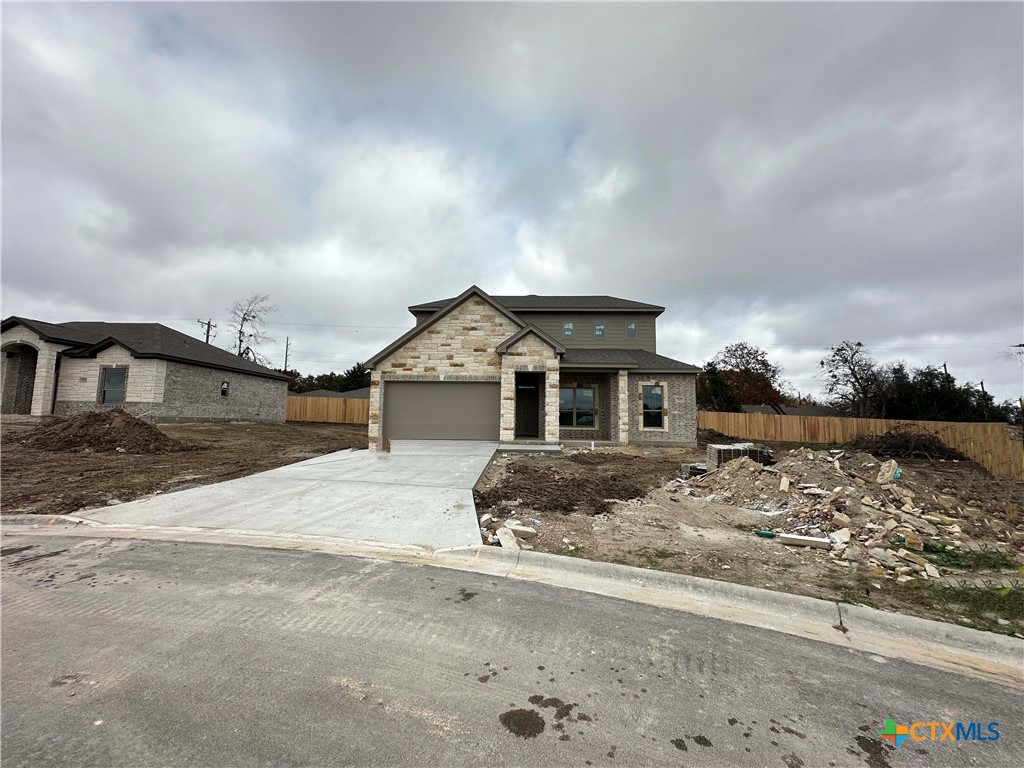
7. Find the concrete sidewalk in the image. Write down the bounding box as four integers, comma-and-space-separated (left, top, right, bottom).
81, 440, 496, 549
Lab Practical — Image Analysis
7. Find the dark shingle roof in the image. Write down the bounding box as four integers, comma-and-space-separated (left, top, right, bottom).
298, 388, 370, 399
742, 404, 837, 417
409, 295, 664, 313
2, 317, 289, 381
561, 348, 702, 372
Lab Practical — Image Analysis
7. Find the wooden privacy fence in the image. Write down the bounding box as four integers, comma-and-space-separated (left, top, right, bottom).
286, 396, 369, 425
697, 411, 1024, 481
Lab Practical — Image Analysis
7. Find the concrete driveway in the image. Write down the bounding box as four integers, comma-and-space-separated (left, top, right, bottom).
82, 440, 496, 549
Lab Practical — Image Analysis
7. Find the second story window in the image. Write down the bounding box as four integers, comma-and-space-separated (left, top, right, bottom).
594, 322, 605, 339
625, 321, 637, 339
563, 322, 574, 338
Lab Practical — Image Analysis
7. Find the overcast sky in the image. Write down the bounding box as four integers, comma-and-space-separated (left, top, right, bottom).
3, 2, 1022, 400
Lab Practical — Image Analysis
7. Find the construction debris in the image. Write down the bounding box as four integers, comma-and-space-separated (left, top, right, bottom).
847, 425, 968, 461
778, 533, 832, 549
682, 444, 1017, 584
706, 443, 774, 469
495, 527, 520, 550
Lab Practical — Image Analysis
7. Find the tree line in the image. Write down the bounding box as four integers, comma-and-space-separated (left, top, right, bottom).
697, 341, 1020, 423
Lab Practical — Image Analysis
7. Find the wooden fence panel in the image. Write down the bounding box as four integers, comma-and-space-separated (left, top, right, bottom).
697, 412, 1024, 481
286, 396, 369, 425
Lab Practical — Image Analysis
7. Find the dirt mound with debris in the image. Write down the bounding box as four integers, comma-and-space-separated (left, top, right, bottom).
475, 450, 684, 516
697, 428, 733, 446
846, 425, 967, 461
679, 446, 1021, 585
23, 410, 192, 455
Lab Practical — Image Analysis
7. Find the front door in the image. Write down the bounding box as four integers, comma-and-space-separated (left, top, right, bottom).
515, 375, 540, 438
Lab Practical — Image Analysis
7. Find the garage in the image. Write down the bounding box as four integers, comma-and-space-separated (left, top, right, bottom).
383, 381, 500, 441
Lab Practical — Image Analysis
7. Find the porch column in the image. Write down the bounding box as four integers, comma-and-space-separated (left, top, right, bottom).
543, 363, 560, 443
368, 370, 383, 451
29, 347, 60, 416
617, 369, 629, 444
499, 356, 516, 442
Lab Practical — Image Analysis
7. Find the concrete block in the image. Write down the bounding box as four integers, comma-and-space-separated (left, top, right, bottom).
778, 534, 831, 549
495, 527, 520, 550
506, 523, 537, 541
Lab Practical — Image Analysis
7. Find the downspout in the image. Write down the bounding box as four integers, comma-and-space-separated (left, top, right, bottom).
49, 351, 62, 415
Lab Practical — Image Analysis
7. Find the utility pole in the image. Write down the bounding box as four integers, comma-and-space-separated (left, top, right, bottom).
284, 337, 291, 370
197, 318, 217, 344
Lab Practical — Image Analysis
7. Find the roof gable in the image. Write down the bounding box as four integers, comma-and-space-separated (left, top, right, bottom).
366, 285, 524, 368
495, 324, 566, 355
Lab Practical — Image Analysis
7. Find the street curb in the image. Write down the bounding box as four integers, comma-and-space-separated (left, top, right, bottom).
5, 520, 1021, 686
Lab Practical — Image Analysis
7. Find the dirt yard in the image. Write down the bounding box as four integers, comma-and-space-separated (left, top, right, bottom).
1, 419, 367, 516
474, 438, 1024, 636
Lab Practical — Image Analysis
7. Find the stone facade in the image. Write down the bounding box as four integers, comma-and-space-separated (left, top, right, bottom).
558, 371, 613, 441
499, 332, 559, 443
0, 325, 71, 416
626, 372, 698, 445
369, 296, 523, 450
56, 345, 166, 405
616, 369, 629, 443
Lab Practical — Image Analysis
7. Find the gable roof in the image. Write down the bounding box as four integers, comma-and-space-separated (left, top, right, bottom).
366, 285, 524, 368
298, 387, 371, 399
409, 294, 664, 314
2, 316, 290, 381
560, 348, 702, 373
495, 324, 566, 355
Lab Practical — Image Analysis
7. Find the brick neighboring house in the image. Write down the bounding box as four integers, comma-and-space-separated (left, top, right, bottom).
364, 286, 701, 451
1, 317, 289, 422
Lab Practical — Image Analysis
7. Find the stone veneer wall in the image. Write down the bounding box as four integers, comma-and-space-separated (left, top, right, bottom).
499, 332, 559, 443
626, 372, 697, 445
56, 345, 166, 405
558, 371, 612, 441
0, 325, 72, 416
368, 296, 521, 451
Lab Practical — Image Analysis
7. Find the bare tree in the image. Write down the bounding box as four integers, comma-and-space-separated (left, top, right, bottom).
226, 294, 278, 366
819, 341, 884, 417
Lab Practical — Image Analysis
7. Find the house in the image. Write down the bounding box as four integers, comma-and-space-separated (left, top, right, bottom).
364, 286, 701, 450
741, 404, 837, 417
1, 317, 290, 421
298, 387, 371, 399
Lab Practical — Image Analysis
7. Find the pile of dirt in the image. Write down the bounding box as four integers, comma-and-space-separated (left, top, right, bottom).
23, 410, 192, 455
696, 427, 733, 446
845, 425, 967, 460
474, 450, 684, 517
679, 447, 1022, 584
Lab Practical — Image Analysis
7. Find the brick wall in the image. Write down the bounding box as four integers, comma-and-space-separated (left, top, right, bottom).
153, 362, 286, 421
558, 371, 612, 441
626, 372, 697, 445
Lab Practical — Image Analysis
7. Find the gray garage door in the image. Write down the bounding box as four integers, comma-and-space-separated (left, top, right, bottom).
383, 381, 500, 441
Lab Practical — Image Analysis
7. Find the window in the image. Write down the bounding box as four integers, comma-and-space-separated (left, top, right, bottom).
594, 322, 606, 339
642, 384, 665, 429
221, 381, 230, 397
625, 321, 637, 339
563, 321, 574, 338
559, 387, 595, 428
100, 367, 127, 404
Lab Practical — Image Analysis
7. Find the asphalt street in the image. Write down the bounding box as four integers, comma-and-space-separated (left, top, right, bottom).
2, 535, 1021, 767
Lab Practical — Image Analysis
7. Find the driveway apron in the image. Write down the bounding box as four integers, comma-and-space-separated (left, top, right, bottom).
83, 440, 496, 549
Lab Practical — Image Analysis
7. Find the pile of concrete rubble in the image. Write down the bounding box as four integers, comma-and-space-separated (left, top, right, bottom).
479, 506, 538, 550
675, 447, 1003, 583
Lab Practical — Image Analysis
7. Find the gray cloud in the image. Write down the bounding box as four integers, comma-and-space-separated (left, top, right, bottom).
2, 2, 1021, 398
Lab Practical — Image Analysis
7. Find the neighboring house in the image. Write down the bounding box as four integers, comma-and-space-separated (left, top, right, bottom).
364, 286, 701, 450
298, 388, 371, 399
1, 317, 289, 421
741, 404, 837, 417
